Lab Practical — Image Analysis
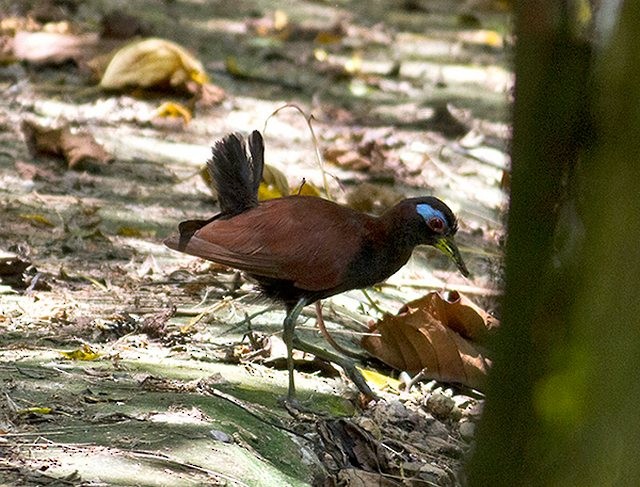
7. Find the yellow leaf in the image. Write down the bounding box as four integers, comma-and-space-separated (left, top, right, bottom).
258, 182, 285, 200
358, 367, 402, 392
190, 70, 208, 86
80, 274, 109, 291
155, 101, 192, 124
100, 38, 208, 91
60, 344, 100, 361
262, 164, 290, 198
294, 180, 321, 197
19, 213, 54, 227
17, 407, 53, 415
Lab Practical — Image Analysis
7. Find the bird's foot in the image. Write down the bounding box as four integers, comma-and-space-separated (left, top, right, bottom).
277, 394, 324, 418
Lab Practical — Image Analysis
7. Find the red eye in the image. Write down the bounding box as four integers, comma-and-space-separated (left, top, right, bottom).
428, 217, 445, 232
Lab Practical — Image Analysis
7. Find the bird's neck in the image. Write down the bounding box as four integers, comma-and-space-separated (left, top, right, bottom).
339, 204, 421, 290
363, 205, 422, 275
378, 203, 424, 249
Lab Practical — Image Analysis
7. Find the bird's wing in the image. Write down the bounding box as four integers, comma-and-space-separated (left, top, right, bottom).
164, 197, 370, 292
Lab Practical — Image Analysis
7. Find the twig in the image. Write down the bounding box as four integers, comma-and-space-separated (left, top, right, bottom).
214, 306, 277, 337
378, 280, 502, 297
263, 103, 331, 198
360, 288, 387, 315
174, 307, 216, 316
296, 325, 379, 338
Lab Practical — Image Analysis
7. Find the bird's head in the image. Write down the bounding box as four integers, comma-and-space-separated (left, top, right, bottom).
411, 197, 470, 278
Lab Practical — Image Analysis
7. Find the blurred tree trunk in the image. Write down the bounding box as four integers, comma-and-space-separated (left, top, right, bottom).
467, 0, 640, 485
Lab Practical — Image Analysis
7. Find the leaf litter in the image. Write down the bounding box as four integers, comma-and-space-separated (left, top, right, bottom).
0, 0, 510, 485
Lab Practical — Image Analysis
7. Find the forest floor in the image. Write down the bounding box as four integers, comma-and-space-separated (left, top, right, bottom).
0, 0, 510, 485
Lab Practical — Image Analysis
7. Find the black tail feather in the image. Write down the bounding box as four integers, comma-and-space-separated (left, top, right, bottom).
208, 130, 264, 217
248, 130, 264, 199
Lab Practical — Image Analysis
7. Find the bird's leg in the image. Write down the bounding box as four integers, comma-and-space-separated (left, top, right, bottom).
292, 334, 376, 399
284, 299, 376, 401
283, 298, 308, 400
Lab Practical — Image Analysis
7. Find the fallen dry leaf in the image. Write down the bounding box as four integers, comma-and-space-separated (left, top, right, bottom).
260, 163, 291, 199
60, 344, 100, 361
314, 30, 344, 45
0, 250, 49, 291
358, 368, 403, 393
16, 406, 53, 415
100, 37, 208, 92
19, 213, 55, 227
117, 226, 147, 238
12, 30, 99, 64
0, 35, 14, 63
362, 291, 498, 390
0, 251, 31, 289
154, 101, 192, 124
323, 147, 371, 171
318, 419, 390, 473
22, 120, 113, 169
322, 129, 399, 177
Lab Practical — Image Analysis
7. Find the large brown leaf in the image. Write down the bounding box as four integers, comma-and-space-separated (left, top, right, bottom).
362, 291, 499, 391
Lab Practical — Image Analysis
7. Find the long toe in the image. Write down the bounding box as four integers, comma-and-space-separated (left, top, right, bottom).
343, 363, 377, 400
292, 335, 378, 400
277, 394, 319, 416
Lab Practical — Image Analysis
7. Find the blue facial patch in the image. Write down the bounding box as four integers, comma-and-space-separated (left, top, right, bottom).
416, 204, 447, 226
